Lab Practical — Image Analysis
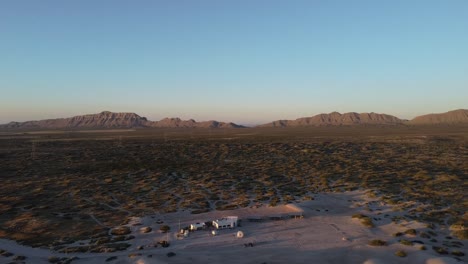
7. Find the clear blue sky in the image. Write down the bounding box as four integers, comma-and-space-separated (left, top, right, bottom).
1, 0, 467, 125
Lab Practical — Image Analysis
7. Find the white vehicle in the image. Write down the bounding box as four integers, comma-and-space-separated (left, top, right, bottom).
190, 222, 206, 231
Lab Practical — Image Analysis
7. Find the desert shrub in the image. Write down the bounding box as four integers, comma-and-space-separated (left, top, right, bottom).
214, 200, 227, 208
399, 239, 413, 246
269, 197, 280, 207
0, 250, 13, 257
432, 246, 448, 255
420, 245, 426, 250
106, 256, 118, 262
110, 226, 131, 236
217, 203, 238, 210
95, 237, 111, 245
404, 229, 417, 235
366, 190, 378, 198
352, 213, 367, 219
111, 236, 126, 242
105, 243, 131, 251
191, 209, 210, 214
13, 255, 26, 261
451, 241, 464, 247
361, 217, 374, 227
451, 250, 465, 257
140, 226, 152, 233
159, 225, 170, 233
393, 232, 403, 237
420, 232, 430, 238
352, 213, 374, 227
386, 199, 399, 205
60, 246, 90, 253
395, 250, 407, 257
48, 256, 60, 263
368, 239, 387, 246
453, 229, 468, 240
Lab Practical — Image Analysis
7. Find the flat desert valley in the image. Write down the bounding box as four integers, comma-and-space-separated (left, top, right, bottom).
0, 126, 466, 263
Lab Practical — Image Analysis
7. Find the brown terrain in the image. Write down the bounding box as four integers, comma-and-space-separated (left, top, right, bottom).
259, 109, 468, 127
150, 117, 242, 129
0, 124, 466, 263
259, 112, 405, 127
409, 109, 468, 125
0, 111, 244, 130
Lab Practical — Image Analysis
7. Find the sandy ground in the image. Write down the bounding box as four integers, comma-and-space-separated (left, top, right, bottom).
0, 191, 466, 264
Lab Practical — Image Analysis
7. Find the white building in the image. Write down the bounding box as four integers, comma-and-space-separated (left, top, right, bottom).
190, 222, 205, 231
212, 216, 238, 229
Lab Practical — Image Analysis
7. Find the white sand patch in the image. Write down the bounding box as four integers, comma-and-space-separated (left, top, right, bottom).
425, 257, 462, 264
363, 259, 389, 264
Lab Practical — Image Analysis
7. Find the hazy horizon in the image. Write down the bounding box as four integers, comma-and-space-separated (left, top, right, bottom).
1, 1, 467, 125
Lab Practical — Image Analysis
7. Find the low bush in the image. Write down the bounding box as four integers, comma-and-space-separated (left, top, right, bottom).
159, 225, 170, 233
419, 232, 430, 238
352, 214, 374, 227
451, 250, 465, 257
48, 256, 60, 263
368, 239, 387, 246
453, 230, 468, 240
352, 213, 367, 219
399, 239, 413, 246
13, 255, 26, 261
106, 256, 118, 262
404, 229, 417, 235
395, 250, 407, 257
110, 226, 131, 236
361, 217, 374, 227
432, 246, 448, 255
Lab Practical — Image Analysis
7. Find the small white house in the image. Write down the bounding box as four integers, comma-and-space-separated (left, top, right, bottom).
212, 216, 238, 229
190, 222, 206, 231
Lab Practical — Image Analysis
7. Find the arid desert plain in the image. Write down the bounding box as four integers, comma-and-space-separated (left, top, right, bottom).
0, 126, 467, 264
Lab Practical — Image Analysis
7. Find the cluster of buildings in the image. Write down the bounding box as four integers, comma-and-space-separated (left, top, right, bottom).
189, 216, 239, 231
188, 213, 303, 232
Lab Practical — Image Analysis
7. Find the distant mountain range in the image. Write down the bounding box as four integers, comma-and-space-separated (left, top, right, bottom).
259, 109, 468, 127
409, 109, 468, 125
259, 112, 405, 127
0, 111, 244, 129
0, 109, 467, 130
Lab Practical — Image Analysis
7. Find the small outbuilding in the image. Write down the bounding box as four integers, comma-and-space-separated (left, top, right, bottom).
213, 216, 238, 229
